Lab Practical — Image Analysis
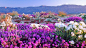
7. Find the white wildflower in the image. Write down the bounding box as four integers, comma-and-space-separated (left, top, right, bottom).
0, 21, 6, 26
10, 22, 13, 25
73, 25, 77, 29
78, 35, 83, 39
30, 23, 36, 27
55, 22, 67, 28
77, 30, 82, 34
68, 21, 74, 25
58, 18, 61, 22
79, 25, 84, 30
80, 22, 86, 27
71, 32, 75, 36
30, 23, 50, 29
84, 34, 86, 38
70, 40, 75, 44
66, 25, 72, 30
73, 22, 79, 26
13, 24, 15, 27
83, 28, 86, 32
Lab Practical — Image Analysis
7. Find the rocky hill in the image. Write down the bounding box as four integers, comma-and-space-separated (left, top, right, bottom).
0, 5, 86, 14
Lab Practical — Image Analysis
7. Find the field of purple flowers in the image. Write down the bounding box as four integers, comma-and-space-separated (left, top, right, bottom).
0, 12, 86, 48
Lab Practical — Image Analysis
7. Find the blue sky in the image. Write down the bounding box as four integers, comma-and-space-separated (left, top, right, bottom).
0, 0, 86, 7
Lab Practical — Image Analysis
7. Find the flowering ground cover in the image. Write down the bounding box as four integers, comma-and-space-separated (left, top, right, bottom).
0, 21, 86, 48
64, 16, 83, 22
0, 28, 69, 48
0, 12, 86, 48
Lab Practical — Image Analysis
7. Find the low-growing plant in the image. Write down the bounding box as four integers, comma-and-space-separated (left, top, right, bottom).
64, 16, 83, 22
46, 19, 52, 22
0, 28, 70, 48
82, 15, 86, 19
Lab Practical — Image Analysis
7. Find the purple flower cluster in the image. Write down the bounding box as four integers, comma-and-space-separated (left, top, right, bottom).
81, 41, 86, 48
16, 24, 31, 30
0, 28, 70, 48
19, 15, 23, 17
0, 26, 85, 47
47, 24, 55, 29
64, 16, 83, 22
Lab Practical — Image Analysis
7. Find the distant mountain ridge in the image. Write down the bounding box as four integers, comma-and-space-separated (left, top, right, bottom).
0, 5, 86, 14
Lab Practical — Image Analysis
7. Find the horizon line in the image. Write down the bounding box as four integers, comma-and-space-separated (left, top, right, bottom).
0, 4, 86, 8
